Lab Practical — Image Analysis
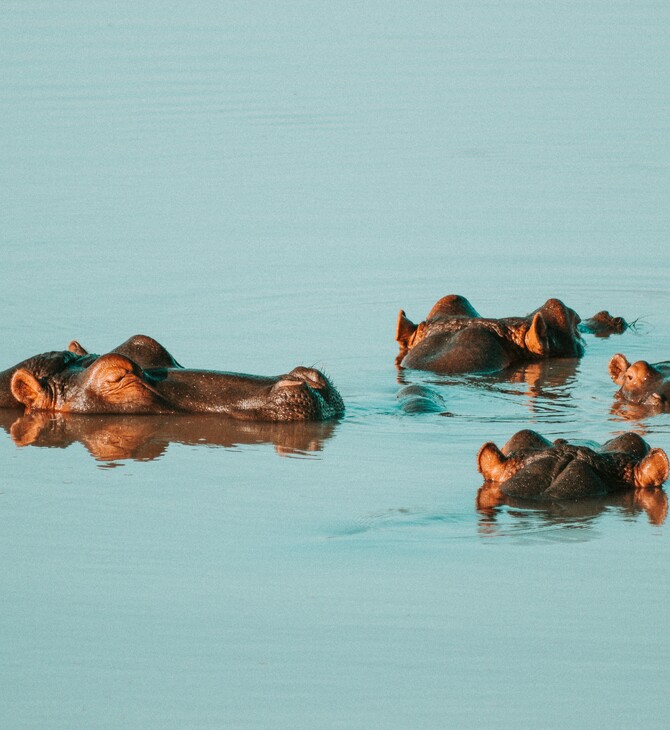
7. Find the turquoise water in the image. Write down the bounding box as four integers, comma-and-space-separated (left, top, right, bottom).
2, 2, 670, 727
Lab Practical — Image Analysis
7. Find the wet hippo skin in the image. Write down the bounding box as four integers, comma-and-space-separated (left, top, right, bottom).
578, 311, 628, 337
396, 295, 586, 374
0, 336, 344, 422
609, 353, 670, 411
477, 429, 669, 500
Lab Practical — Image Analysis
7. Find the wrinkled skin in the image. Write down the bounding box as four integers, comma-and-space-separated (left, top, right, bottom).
0, 335, 344, 422
578, 310, 628, 337
477, 429, 669, 500
396, 295, 585, 374
0, 335, 181, 409
0, 409, 338, 460
609, 353, 670, 411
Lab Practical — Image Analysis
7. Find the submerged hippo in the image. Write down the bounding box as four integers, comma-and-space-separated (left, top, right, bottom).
609, 353, 670, 411
578, 311, 629, 337
0, 336, 344, 422
395, 384, 449, 414
396, 295, 585, 374
477, 429, 669, 500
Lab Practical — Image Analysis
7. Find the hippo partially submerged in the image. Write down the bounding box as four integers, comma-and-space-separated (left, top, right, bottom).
578, 311, 629, 338
0, 336, 344, 422
609, 353, 670, 411
396, 295, 586, 374
477, 429, 668, 500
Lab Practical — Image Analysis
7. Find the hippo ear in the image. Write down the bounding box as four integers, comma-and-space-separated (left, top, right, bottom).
10, 369, 47, 412
396, 310, 418, 349
477, 442, 507, 481
525, 312, 549, 355
608, 354, 630, 385
634, 448, 670, 488
85, 354, 157, 406
68, 340, 89, 356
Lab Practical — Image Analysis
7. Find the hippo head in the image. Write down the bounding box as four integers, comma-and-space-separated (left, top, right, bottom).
609, 354, 669, 408
477, 429, 669, 496
10, 354, 345, 422
523, 299, 585, 359
11, 353, 168, 414
579, 311, 628, 337
395, 294, 480, 352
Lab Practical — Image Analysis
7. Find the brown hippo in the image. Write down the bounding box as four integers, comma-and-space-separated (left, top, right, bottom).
578, 311, 629, 337
0, 336, 344, 422
0, 335, 183, 409
609, 354, 670, 411
477, 429, 669, 500
395, 384, 449, 414
395, 295, 585, 374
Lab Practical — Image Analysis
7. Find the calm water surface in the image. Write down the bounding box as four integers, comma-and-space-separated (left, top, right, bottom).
2, 2, 670, 727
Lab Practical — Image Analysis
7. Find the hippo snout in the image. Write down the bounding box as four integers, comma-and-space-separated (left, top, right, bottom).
266, 367, 344, 422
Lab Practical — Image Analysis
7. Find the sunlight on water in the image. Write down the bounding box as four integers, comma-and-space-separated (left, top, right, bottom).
2, 1, 670, 727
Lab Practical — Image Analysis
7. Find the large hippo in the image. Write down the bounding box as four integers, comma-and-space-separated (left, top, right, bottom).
477, 429, 668, 499
395, 295, 585, 374
609, 353, 670, 411
0, 336, 344, 422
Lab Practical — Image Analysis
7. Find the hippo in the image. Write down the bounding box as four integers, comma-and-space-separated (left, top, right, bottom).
578, 311, 629, 337
0, 335, 182, 410
0, 336, 344, 422
609, 353, 670, 411
395, 384, 449, 414
395, 295, 585, 374
477, 429, 669, 500
1, 409, 338, 461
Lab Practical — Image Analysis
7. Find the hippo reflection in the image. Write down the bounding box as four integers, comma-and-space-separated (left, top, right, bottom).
476, 486, 668, 528
0, 409, 337, 461
477, 429, 668, 500
395, 354, 579, 419
609, 353, 670, 412
396, 295, 585, 374
0, 336, 344, 422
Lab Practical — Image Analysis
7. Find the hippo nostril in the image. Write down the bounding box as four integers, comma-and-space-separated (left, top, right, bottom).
274, 379, 305, 389
287, 367, 327, 389
302, 371, 326, 389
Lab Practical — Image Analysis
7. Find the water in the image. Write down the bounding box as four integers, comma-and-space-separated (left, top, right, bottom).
2, 2, 670, 727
